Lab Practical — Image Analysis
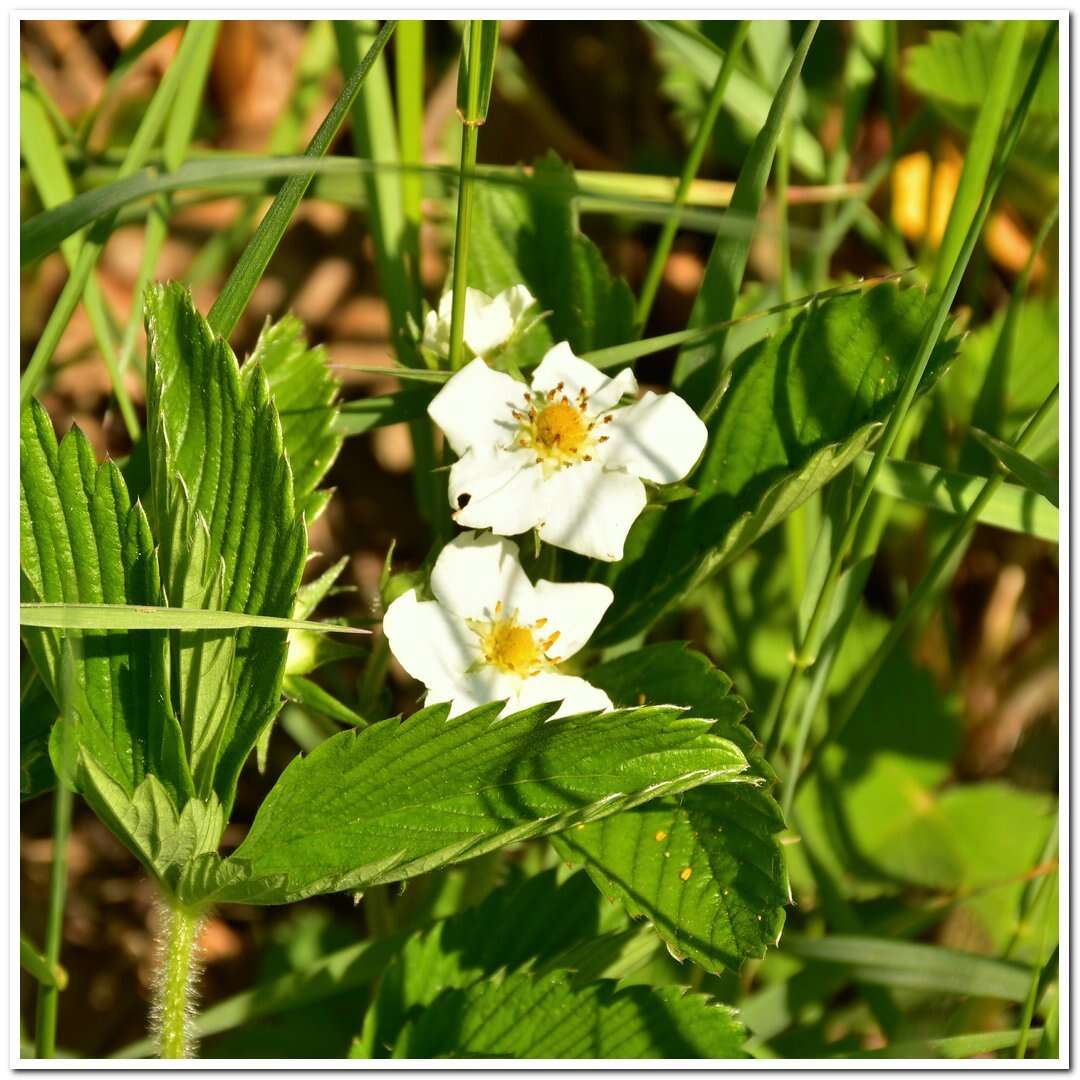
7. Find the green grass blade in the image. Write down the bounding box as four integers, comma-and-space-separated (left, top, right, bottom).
396, 21, 425, 291
842, 1029, 1042, 1059
780, 934, 1031, 1001
969, 429, 1059, 507
677, 20, 819, 408
929, 21, 1026, 293
207, 20, 396, 338
864, 451, 1058, 539
448, 21, 500, 370
21, 603, 369, 635
634, 21, 748, 331
335, 390, 432, 436
19, 21, 219, 411
764, 24, 1057, 762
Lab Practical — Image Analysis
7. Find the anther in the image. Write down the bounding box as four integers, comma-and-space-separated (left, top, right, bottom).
603, 414, 613, 424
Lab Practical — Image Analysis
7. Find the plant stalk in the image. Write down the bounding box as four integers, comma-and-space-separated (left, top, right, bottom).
634, 21, 748, 332
33, 782, 74, 1058
155, 902, 204, 1059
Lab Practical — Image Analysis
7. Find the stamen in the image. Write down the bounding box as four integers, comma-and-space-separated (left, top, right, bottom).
534, 617, 547, 628
603, 414, 613, 424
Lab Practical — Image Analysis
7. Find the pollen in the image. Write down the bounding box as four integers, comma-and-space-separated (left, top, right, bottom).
484, 620, 541, 676
680, 867, 693, 881
535, 401, 588, 454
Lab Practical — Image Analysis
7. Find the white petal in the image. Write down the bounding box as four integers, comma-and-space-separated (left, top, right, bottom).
449, 448, 546, 537
530, 342, 637, 415
421, 306, 449, 355
461, 288, 517, 356
536, 461, 647, 561
430, 530, 534, 621
498, 284, 537, 324
510, 671, 613, 719
526, 580, 613, 661
602, 390, 708, 484
428, 358, 528, 456
433, 668, 519, 719
383, 590, 478, 695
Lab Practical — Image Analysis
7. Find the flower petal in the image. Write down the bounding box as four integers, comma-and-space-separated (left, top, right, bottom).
601, 390, 708, 484
526, 580, 613, 661
383, 589, 478, 696
433, 667, 519, 719
428, 357, 528, 456
449, 448, 546, 537
430, 530, 535, 621
536, 461, 647, 561
530, 342, 637, 415
510, 671, 613, 719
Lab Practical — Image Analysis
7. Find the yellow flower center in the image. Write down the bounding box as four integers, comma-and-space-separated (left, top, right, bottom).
511, 382, 612, 474
535, 401, 588, 454
483, 620, 541, 676
468, 605, 563, 678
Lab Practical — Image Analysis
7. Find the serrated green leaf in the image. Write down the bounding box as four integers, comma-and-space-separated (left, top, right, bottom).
596, 284, 958, 645
21, 667, 56, 801
358, 868, 607, 1057
556, 644, 788, 972
465, 152, 635, 364
248, 315, 343, 522
20, 401, 191, 805
178, 700, 751, 906
294, 556, 350, 620
386, 969, 746, 1058
145, 282, 308, 812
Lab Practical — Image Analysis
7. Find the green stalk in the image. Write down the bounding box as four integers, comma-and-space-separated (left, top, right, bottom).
208, 20, 396, 339
448, 21, 499, 371
930, 21, 1026, 294
155, 902, 204, 1059
20, 20, 219, 411
116, 21, 218, 378
33, 782, 73, 1058
634, 21, 748, 331
760, 24, 1056, 755
776, 122, 792, 304
797, 384, 1058, 783
396, 20, 425, 292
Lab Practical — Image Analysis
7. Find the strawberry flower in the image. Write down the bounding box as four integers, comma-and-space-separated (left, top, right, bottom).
427, 342, 708, 561
383, 531, 613, 719
421, 285, 537, 360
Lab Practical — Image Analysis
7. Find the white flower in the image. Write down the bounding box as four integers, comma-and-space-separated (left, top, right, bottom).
383, 531, 613, 720
421, 285, 536, 359
427, 342, 708, 561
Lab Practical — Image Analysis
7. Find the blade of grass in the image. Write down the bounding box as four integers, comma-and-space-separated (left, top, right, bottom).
760, 24, 1057, 758
968, 430, 1057, 507
21, 934, 67, 991
448, 20, 500, 371
862, 451, 1058, 540
929, 21, 1027, 294
206, 20, 396, 338
21, 63, 138, 439
1016, 886, 1057, 1058
19, 20, 219, 412
20, 603, 369, 634
676, 20, 819, 408
115, 21, 218, 379
634, 21, 748, 331
794, 385, 1059, 797
780, 934, 1031, 1001
843, 1029, 1043, 1059
396, 20, 425, 291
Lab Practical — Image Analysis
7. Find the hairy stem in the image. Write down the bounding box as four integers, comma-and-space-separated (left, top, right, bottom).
154, 902, 204, 1059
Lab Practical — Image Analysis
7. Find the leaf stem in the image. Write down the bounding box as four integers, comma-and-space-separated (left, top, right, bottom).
33, 782, 73, 1058
762, 24, 1056, 758
155, 902, 204, 1059
634, 21, 748, 332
